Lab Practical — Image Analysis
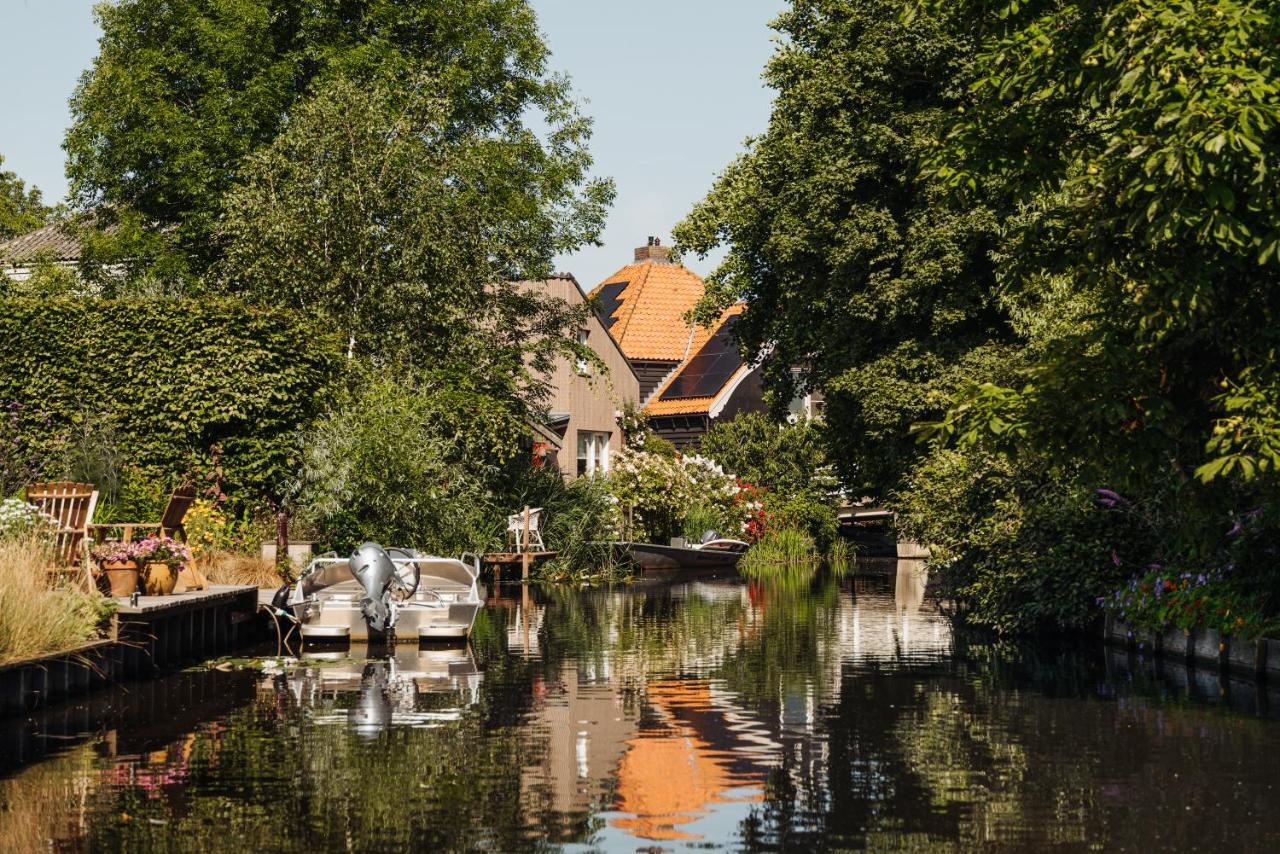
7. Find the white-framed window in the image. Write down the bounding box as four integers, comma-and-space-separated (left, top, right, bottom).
575, 328, 591, 376
576, 430, 610, 477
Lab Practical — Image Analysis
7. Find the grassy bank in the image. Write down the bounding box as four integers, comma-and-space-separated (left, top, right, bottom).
0, 536, 110, 664
740, 529, 854, 579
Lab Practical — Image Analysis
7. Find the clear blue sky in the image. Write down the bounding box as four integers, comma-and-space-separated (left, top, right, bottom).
0, 0, 782, 288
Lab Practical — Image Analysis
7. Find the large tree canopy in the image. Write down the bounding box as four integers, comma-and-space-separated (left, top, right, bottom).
674, 0, 1016, 491
216, 75, 609, 404
66, 0, 608, 284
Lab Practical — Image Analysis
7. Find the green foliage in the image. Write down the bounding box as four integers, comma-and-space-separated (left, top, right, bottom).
895, 447, 1140, 635
674, 0, 1013, 493
0, 154, 47, 240
66, 0, 611, 286
740, 528, 820, 576
215, 74, 610, 383
506, 467, 626, 581
0, 298, 341, 503
298, 366, 521, 555
700, 414, 841, 547
1104, 567, 1278, 640
605, 449, 740, 544
699, 413, 833, 497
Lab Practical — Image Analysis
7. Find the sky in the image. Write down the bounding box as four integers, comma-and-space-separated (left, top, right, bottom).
0, 0, 783, 288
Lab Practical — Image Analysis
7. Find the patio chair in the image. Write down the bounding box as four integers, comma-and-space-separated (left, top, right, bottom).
88, 484, 197, 544
25, 481, 99, 583
507, 507, 546, 552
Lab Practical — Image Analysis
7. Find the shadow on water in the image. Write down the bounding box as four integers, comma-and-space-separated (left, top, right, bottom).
5, 560, 1280, 851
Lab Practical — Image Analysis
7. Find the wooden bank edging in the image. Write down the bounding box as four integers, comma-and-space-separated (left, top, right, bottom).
1102, 614, 1280, 679
0, 585, 263, 718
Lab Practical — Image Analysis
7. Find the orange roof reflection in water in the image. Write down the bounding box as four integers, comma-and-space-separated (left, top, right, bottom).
611, 680, 764, 841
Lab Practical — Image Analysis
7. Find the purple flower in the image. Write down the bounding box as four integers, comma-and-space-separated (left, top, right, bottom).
1227, 520, 1243, 537
1147, 563, 1162, 572
1196, 574, 1207, 585
1111, 550, 1122, 567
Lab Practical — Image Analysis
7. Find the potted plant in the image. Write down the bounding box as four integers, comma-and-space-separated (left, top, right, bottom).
134, 536, 193, 596
91, 540, 141, 597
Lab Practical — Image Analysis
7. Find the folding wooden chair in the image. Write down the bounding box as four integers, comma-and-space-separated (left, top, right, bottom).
25, 481, 99, 589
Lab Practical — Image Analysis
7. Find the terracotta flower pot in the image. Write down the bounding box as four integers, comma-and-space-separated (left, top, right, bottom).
144, 562, 178, 596
101, 561, 140, 597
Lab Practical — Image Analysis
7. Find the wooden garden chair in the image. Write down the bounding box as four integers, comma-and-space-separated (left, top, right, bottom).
88, 485, 197, 544
25, 481, 99, 588
506, 506, 546, 552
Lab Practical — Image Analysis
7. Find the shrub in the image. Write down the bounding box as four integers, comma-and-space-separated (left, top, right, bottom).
700, 413, 836, 498
605, 448, 741, 544
0, 534, 110, 663
0, 297, 342, 502
298, 367, 515, 555
895, 447, 1139, 635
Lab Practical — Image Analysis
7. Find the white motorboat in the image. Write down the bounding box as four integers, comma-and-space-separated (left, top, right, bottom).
281, 543, 483, 643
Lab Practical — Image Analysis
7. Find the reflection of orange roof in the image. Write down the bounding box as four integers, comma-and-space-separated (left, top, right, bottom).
643, 304, 748, 417
588, 261, 706, 361
612, 680, 763, 841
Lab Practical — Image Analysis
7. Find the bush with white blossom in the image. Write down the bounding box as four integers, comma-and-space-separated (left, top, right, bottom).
604, 449, 744, 543
0, 498, 57, 542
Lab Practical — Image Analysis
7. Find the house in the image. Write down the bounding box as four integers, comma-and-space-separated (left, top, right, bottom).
0, 220, 82, 282
519, 274, 641, 478
589, 238, 766, 449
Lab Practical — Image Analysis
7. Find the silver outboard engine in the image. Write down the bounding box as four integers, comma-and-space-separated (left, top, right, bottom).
349, 542, 398, 632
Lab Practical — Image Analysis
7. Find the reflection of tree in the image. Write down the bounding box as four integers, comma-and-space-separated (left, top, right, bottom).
716, 572, 843, 708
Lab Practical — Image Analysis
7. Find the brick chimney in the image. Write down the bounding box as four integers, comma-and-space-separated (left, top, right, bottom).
634, 235, 672, 264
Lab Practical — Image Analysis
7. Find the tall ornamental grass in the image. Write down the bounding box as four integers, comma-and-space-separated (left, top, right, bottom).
0, 535, 107, 664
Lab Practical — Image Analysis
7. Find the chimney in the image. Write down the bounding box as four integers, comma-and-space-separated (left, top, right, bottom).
633, 235, 672, 264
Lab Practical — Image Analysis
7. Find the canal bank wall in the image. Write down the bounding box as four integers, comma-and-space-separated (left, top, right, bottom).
0, 585, 265, 717
1103, 614, 1280, 680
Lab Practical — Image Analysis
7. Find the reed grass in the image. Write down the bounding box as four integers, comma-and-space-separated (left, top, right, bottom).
198, 550, 285, 588
740, 527, 820, 577
0, 535, 107, 665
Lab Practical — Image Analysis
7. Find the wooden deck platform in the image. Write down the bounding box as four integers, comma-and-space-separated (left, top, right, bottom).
0, 585, 262, 718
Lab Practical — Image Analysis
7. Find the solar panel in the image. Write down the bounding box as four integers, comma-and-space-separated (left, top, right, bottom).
594, 281, 627, 329
660, 317, 744, 400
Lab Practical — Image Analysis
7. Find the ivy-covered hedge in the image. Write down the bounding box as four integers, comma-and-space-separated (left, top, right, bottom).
0, 298, 342, 500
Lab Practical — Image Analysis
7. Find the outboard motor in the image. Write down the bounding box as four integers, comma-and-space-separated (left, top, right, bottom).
349, 542, 398, 632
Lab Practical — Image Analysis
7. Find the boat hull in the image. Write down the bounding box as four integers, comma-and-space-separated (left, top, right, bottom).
616, 541, 747, 575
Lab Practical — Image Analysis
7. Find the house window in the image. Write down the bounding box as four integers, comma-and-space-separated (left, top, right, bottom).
575, 329, 591, 376
576, 430, 610, 477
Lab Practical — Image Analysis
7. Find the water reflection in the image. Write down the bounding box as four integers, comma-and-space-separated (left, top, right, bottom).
264, 645, 482, 737
6, 563, 1280, 851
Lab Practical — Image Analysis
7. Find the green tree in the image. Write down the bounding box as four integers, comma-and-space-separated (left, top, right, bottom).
674, 0, 1014, 493
926, 0, 1280, 566
0, 155, 48, 240
215, 75, 609, 392
66, 0, 608, 284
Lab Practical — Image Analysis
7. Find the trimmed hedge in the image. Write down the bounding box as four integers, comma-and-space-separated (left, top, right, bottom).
0, 298, 342, 500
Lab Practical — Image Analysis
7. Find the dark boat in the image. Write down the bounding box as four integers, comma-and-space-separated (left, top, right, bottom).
612, 538, 750, 574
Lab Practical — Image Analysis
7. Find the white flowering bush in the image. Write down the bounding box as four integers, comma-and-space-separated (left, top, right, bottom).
0, 498, 57, 542
605, 449, 743, 543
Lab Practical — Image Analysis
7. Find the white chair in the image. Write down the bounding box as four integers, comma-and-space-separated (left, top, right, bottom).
507, 507, 545, 552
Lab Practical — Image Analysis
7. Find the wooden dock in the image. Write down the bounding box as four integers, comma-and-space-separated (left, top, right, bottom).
0, 584, 261, 717
483, 550, 558, 583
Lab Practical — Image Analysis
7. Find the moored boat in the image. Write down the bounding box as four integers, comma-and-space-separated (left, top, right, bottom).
280, 543, 483, 643
612, 538, 750, 574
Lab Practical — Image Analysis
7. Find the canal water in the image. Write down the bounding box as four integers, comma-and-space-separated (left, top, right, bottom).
5, 561, 1280, 851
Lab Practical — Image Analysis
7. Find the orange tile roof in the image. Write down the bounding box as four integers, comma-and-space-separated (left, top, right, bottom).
588, 261, 707, 361
643, 304, 748, 417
